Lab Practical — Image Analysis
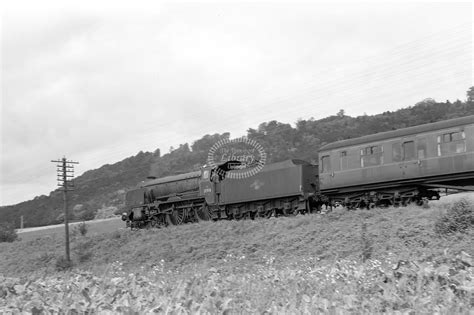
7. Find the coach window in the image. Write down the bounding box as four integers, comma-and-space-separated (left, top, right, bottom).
321, 155, 331, 173
361, 145, 384, 167
417, 138, 427, 159
340, 151, 348, 170
392, 143, 402, 162
403, 141, 416, 160
437, 131, 466, 156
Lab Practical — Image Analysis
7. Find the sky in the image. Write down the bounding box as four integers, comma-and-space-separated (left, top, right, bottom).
1, 1, 473, 206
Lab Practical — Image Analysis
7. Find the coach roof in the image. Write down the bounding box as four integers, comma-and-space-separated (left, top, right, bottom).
319, 115, 474, 151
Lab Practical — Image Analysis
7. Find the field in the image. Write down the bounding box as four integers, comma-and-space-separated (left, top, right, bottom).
16, 217, 123, 242
1, 193, 473, 313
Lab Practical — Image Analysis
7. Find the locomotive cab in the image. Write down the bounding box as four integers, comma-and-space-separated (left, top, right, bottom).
200, 160, 244, 205
199, 167, 216, 205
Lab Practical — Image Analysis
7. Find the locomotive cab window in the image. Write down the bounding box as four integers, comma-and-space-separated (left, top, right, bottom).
437, 131, 466, 156
202, 170, 210, 180
361, 145, 383, 167
321, 155, 331, 173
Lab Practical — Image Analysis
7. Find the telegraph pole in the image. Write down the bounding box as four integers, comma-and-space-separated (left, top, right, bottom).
51, 157, 79, 262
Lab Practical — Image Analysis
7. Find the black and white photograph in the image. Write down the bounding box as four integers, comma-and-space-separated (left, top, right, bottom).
1, 0, 473, 313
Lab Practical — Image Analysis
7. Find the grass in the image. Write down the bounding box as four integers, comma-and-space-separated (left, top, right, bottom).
3, 208, 472, 276
2, 196, 473, 274
1, 193, 473, 313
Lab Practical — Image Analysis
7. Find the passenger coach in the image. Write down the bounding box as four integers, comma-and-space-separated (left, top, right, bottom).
318, 116, 474, 208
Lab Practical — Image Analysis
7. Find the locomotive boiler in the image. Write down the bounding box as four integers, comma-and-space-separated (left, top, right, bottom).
124, 171, 206, 228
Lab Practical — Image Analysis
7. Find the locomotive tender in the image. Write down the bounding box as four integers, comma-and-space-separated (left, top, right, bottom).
123, 115, 474, 228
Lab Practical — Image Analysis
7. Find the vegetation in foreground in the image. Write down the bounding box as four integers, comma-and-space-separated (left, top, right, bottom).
1, 252, 472, 314
0, 196, 473, 313
0, 222, 18, 243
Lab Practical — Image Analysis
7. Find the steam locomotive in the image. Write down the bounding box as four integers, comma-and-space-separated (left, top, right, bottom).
122, 115, 474, 228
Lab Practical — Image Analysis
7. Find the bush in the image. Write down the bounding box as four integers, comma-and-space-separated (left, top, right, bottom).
0, 222, 18, 243
114, 207, 125, 216
77, 222, 88, 236
78, 210, 96, 221
434, 198, 474, 235
71, 222, 88, 238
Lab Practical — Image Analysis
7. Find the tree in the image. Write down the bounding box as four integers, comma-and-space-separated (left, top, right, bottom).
467, 86, 474, 103
191, 133, 230, 152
